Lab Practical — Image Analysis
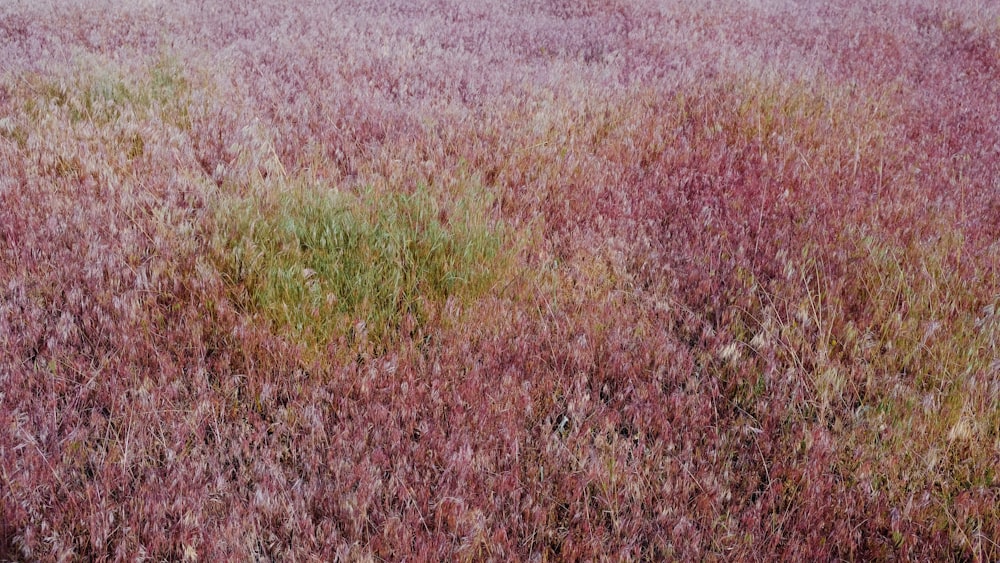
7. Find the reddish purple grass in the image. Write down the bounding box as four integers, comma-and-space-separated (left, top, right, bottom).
1, 0, 998, 560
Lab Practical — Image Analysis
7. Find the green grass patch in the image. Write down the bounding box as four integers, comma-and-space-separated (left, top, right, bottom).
216, 179, 510, 351
22, 55, 189, 127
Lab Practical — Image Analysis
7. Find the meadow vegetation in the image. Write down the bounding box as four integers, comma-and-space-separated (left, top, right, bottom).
1, 0, 998, 559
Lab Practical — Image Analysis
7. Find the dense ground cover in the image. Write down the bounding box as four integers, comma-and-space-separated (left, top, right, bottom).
1, 0, 998, 559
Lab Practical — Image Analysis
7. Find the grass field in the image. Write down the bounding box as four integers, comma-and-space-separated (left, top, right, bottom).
1, 0, 998, 559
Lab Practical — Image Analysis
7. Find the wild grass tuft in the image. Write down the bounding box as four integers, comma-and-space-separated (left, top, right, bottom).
215, 178, 509, 351
22, 55, 189, 127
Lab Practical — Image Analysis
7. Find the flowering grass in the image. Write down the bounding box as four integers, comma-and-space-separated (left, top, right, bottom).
1, 0, 998, 560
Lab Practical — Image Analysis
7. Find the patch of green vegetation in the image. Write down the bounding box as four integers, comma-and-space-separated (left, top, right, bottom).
217, 180, 510, 351
23, 55, 189, 126
0, 116, 28, 149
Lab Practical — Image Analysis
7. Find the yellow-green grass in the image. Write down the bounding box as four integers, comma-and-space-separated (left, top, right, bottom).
214, 177, 511, 353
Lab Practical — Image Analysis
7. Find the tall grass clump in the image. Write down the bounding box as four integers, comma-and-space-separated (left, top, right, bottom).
216, 179, 509, 351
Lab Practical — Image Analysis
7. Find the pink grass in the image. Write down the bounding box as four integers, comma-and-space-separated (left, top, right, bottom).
1, 0, 998, 559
